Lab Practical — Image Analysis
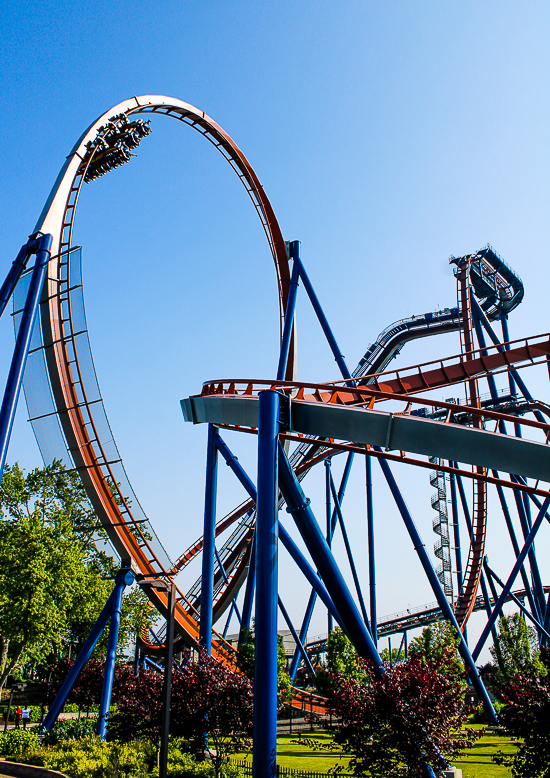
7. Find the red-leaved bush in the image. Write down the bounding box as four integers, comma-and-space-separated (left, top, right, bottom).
330, 656, 481, 778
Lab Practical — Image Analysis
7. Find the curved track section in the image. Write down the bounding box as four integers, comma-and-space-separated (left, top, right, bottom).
27, 96, 295, 662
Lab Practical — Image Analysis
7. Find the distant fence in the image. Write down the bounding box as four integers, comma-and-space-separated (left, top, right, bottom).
230, 759, 354, 778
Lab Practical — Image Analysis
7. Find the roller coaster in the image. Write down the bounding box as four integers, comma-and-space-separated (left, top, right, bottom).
2, 96, 549, 778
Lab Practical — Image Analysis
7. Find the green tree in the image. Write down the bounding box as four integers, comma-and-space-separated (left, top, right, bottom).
0, 461, 156, 687
489, 613, 546, 683
408, 620, 465, 681
326, 627, 367, 681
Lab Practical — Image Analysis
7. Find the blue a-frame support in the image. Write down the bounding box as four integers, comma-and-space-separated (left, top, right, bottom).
40, 568, 134, 738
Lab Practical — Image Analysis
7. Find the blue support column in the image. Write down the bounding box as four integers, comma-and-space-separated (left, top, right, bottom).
278, 596, 315, 677
448, 469, 463, 599
325, 459, 333, 635
493, 479, 539, 620
277, 246, 300, 381
200, 425, 219, 653
215, 433, 343, 636
289, 590, 317, 682
40, 578, 119, 733
223, 601, 239, 639
253, 391, 280, 778
239, 534, 256, 643
0, 234, 52, 478
510, 482, 545, 620
376, 454, 497, 723
366, 455, 377, 643
329, 471, 370, 629
279, 521, 342, 629
293, 256, 352, 381
97, 569, 133, 738
134, 643, 140, 675
0, 243, 32, 320
543, 591, 550, 645
484, 560, 550, 641
278, 443, 381, 668
289, 453, 355, 678
472, 298, 547, 424
473, 497, 550, 660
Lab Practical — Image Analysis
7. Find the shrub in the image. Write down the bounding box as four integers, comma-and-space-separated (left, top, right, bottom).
42, 718, 98, 745
331, 656, 483, 777
19, 737, 226, 778
30, 706, 47, 723
0, 728, 40, 756
22, 736, 156, 778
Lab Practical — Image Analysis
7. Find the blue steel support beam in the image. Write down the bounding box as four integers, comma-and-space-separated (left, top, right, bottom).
329, 471, 370, 629
501, 317, 518, 397
471, 298, 547, 424
484, 561, 550, 642
277, 246, 300, 381
40, 585, 117, 732
278, 522, 343, 632
214, 547, 232, 586
293, 256, 352, 381
239, 534, 256, 643
289, 453, 355, 678
216, 434, 257, 497
215, 433, 343, 632
493, 479, 540, 621
325, 459, 333, 635
200, 425, 219, 653
0, 234, 52, 478
448, 469, 463, 599
376, 453, 497, 723
510, 484, 545, 620
223, 601, 238, 639
253, 391, 280, 778
365, 455, 377, 643
471, 311, 544, 620
396, 632, 406, 662
289, 591, 317, 683
0, 243, 32, 320
278, 596, 316, 677
472, 496, 550, 661
278, 443, 382, 668
144, 656, 164, 673
97, 569, 133, 738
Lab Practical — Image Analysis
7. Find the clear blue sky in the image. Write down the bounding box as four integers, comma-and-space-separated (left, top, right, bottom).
1, 1, 549, 651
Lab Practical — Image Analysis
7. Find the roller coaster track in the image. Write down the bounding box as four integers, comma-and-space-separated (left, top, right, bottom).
28, 96, 297, 667
21, 95, 546, 683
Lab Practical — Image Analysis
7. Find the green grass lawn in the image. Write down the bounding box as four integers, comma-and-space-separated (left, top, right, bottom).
455, 731, 517, 778
236, 729, 518, 776
235, 731, 350, 773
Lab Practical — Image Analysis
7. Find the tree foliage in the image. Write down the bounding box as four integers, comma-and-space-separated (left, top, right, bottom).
488, 647, 550, 778
0, 461, 155, 687
489, 613, 546, 684
313, 627, 366, 698
408, 621, 465, 681
330, 656, 481, 778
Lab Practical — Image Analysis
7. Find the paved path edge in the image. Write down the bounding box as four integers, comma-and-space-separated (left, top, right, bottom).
0, 760, 68, 778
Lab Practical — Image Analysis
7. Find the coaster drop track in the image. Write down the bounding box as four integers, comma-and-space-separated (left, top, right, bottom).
4, 97, 549, 737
